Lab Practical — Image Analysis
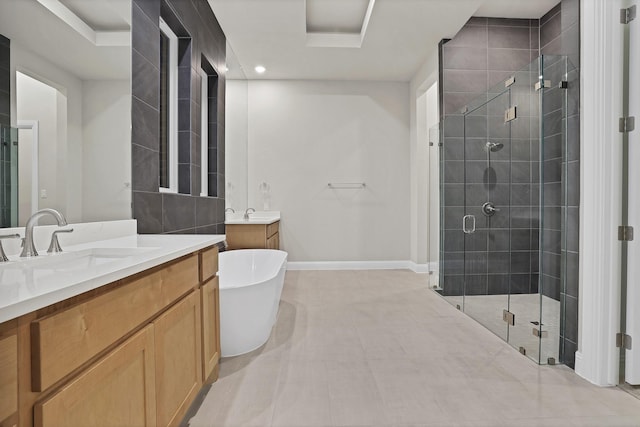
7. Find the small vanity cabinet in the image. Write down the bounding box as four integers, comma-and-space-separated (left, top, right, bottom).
0, 245, 220, 427
226, 221, 280, 250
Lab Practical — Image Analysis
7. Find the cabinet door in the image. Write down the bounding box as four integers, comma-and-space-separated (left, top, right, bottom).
226, 224, 267, 249
266, 232, 279, 250
34, 325, 157, 427
0, 325, 18, 423
201, 277, 220, 382
153, 292, 202, 427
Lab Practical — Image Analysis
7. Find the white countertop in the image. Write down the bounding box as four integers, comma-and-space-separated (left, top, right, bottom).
0, 233, 225, 324
225, 211, 280, 225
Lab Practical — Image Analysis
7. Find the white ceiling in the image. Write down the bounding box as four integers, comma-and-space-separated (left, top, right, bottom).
209, 0, 560, 82
0, 0, 130, 81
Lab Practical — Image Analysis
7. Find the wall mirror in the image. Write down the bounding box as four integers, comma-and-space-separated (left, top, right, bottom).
224, 41, 249, 213
0, 0, 131, 227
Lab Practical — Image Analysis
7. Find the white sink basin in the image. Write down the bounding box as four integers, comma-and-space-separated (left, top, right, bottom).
225, 211, 280, 225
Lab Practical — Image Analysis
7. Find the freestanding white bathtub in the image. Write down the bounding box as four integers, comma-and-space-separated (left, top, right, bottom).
218, 249, 288, 357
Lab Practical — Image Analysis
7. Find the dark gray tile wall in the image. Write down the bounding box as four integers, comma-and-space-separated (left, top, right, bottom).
0, 35, 9, 127
0, 35, 11, 227
131, 0, 226, 234
540, 0, 580, 369
440, 17, 540, 297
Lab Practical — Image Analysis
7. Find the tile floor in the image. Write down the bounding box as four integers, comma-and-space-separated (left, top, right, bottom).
187, 270, 640, 427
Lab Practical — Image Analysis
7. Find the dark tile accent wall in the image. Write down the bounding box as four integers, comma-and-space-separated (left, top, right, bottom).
540, 0, 580, 369
0, 35, 11, 227
439, 18, 540, 297
131, 0, 226, 234
0, 35, 9, 127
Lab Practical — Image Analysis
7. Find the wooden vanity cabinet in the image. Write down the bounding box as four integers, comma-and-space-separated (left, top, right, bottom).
0, 320, 18, 427
4, 244, 220, 427
226, 221, 280, 250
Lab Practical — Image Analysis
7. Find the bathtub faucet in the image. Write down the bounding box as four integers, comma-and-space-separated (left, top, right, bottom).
244, 208, 255, 220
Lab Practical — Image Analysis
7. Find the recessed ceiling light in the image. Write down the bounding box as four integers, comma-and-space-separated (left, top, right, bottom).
255, 65, 266, 74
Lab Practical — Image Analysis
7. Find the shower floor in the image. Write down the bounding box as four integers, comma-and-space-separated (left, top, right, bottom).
444, 293, 561, 364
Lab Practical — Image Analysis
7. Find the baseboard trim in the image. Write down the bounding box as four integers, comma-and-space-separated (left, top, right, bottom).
287, 260, 431, 273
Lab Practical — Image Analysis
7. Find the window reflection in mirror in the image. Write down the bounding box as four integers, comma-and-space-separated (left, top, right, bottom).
159, 18, 178, 193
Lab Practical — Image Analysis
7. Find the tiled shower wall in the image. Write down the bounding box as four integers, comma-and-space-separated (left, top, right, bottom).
440, 17, 541, 296
131, 0, 226, 234
0, 35, 11, 227
540, 0, 580, 368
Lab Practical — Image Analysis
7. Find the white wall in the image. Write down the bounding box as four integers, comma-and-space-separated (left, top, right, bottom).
226, 80, 249, 212
245, 80, 410, 262
82, 80, 131, 222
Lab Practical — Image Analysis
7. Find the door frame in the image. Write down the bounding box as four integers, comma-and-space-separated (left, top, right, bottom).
16, 119, 39, 216
623, 0, 640, 384
575, 0, 626, 386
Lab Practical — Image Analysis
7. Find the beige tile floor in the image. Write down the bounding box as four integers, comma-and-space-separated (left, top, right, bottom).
187, 270, 640, 427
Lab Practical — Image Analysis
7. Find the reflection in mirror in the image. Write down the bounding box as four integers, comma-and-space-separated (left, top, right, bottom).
0, 126, 19, 227
0, 0, 131, 227
224, 41, 249, 212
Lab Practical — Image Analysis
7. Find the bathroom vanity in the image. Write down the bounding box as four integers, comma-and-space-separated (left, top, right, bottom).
0, 222, 224, 427
225, 211, 280, 250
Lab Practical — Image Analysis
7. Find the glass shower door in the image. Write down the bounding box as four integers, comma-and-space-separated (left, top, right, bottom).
462, 89, 511, 341
502, 59, 543, 362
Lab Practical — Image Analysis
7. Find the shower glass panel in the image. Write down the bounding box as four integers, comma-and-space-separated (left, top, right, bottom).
439, 55, 569, 365
0, 125, 18, 228
462, 89, 511, 342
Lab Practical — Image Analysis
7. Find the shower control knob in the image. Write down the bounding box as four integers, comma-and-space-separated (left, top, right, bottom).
482, 202, 500, 217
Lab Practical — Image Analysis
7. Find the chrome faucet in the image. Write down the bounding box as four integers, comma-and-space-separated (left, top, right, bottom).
0, 233, 20, 262
20, 208, 68, 257
244, 208, 255, 220
225, 208, 235, 214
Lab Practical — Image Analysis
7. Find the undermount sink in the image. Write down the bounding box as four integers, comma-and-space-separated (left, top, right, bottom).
0, 247, 161, 290
2, 246, 159, 271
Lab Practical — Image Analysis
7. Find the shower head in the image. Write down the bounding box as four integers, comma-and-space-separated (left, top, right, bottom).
485, 141, 504, 152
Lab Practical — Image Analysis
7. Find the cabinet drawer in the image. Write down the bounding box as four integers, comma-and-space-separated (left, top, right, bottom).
200, 246, 219, 282
266, 221, 279, 239
32, 255, 198, 392
34, 325, 156, 427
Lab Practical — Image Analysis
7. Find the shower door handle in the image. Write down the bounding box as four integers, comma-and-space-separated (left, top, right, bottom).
462, 215, 476, 234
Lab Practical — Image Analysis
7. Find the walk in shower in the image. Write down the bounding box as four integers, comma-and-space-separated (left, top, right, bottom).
438, 55, 577, 365
0, 125, 18, 228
